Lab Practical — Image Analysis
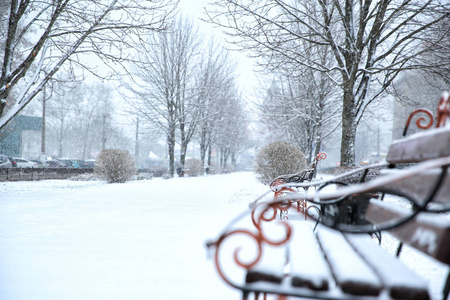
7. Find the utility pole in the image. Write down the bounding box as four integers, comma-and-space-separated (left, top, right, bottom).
135, 116, 139, 162
102, 113, 107, 150
40, 73, 52, 162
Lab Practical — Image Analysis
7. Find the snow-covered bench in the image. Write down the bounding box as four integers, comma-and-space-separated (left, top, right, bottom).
269, 152, 327, 192
269, 153, 327, 220
206, 93, 450, 300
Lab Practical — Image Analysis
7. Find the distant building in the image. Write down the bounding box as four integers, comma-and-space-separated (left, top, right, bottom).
0, 115, 42, 157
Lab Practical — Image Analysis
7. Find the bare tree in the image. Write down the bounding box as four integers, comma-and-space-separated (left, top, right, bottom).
46, 79, 77, 157
259, 63, 340, 164
206, 0, 449, 166
215, 92, 249, 170
195, 38, 238, 170
0, 0, 176, 130
123, 16, 202, 177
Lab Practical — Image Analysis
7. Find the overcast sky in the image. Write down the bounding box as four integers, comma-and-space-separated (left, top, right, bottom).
178, 0, 260, 106
178, 0, 210, 18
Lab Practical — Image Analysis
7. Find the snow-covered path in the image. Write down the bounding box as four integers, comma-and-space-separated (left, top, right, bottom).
0, 172, 448, 300
0, 172, 267, 300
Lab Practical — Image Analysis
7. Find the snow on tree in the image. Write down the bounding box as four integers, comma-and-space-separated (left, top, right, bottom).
122, 16, 203, 177
206, 0, 449, 166
259, 71, 340, 164
0, 0, 176, 130
123, 17, 249, 176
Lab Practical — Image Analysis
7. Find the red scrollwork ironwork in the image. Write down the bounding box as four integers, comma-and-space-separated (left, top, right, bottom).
270, 178, 286, 192
209, 200, 293, 290
436, 92, 450, 128
211, 229, 263, 289
403, 108, 434, 136
402, 92, 450, 135
315, 152, 327, 162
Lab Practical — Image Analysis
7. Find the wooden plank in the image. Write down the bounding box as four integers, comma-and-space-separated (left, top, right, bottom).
380, 168, 450, 205
346, 233, 430, 300
366, 200, 450, 265
289, 222, 332, 291
386, 127, 450, 164
316, 226, 383, 296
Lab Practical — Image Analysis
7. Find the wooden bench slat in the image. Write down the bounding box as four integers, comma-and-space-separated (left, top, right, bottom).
316, 226, 383, 296
289, 222, 332, 291
366, 200, 450, 265
380, 168, 450, 205
386, 127, 450, 164
346, 234, 430, 300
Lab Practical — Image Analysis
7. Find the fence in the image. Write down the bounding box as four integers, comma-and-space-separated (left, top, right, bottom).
0, 168, 94, 182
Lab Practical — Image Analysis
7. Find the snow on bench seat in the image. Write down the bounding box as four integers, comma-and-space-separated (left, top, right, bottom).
346, 234, 430, 300
316, 226, 383, 296
289, 222, 332, 291
246, 225, 287, 284
242, 219, 440, 299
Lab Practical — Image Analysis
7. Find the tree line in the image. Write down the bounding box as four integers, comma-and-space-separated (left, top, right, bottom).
121, 17, 249, 176
2, 0, 448, 171
1, 2, 249, 177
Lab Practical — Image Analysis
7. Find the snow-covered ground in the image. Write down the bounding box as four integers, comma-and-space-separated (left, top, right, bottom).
0, 172, 447, 300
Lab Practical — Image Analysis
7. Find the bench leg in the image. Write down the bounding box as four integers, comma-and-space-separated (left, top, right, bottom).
443, 269, 450, 300
396, 242, 403, 257
242, 291, 249, 300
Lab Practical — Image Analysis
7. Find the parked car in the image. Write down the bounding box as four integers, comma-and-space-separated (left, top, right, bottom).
55, 159, 80, 168
30, 160, 49, 168
7, 157, 17, 167
46, 160, 65, 168
0, 154, 12, 168
12, 157, 39, 168
72, 160, 87, 168
84, 160, 95, 168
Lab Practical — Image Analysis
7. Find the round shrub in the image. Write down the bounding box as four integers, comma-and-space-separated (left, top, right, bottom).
255, 141, 307, 184
94, 149, 136, 183
184, 158, 203, 176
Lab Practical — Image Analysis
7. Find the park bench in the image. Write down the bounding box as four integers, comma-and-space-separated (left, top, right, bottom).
269, 152, 327, 220
206, 92, 450, 300
269, 152, 327, 193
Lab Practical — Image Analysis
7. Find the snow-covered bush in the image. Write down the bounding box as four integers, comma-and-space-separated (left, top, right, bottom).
149, 167, 169, 178
255, 141, 307, 184
162, 173, 172, 179
219, 164, 235, 173
94, 149, 136, 183
134, 173, 153, 181
185, 158, 203, 176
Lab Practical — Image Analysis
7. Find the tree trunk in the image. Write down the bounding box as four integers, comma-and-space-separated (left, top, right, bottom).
168, 127, 176, 177
199, 127, 207, 169
207, 144, 212, 169
340, 85, 357, 167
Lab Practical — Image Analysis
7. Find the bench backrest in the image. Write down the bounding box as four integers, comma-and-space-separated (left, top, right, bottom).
368, 92, 450, 265
366, 200, 450, 265
387, 92, 450, 164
